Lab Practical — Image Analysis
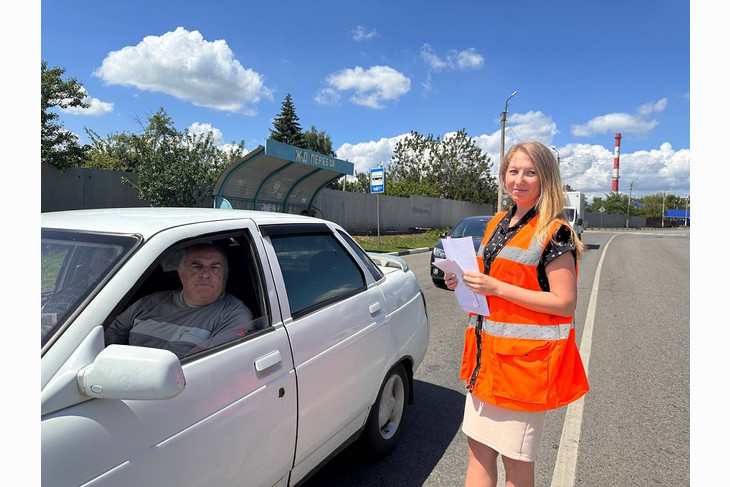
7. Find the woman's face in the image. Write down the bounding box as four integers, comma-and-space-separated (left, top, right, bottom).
504, 150, 541, 209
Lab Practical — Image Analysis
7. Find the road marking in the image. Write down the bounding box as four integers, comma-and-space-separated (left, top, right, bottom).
550, 233, 619, 487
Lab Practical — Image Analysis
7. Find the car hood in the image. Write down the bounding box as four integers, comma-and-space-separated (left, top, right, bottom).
434, 236, 482, 252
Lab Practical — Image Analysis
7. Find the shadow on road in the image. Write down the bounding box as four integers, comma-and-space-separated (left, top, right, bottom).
302, 379, 465, 486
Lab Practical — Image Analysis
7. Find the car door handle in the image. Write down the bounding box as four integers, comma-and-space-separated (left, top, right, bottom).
369, 302, 381, 316
254, 350, 282, 372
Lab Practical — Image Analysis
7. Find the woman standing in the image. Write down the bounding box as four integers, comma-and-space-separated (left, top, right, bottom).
445, 141, 588, 487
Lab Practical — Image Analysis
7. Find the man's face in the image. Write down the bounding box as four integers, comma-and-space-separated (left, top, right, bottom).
177, 247, 228, 306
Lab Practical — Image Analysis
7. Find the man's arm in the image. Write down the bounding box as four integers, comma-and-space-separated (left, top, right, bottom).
104, 304, 137, 345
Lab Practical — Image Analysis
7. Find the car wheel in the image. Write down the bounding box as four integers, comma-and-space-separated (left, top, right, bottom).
362, 363, 409, 457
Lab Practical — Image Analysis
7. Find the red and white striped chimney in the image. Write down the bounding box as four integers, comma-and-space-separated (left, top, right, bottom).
612, 133, 621, 192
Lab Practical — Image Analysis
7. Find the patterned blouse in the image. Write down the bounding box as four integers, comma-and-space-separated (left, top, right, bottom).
481, 206, 576, 292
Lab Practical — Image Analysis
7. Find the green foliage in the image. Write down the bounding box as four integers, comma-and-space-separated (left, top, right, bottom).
328, 171, 372, 192
84, 128, 142, 172
586, 192, 689, 219
85, 107, 244, 207
387, 129, 496, 204
41, 61, 90, 171
269, 93, 305, 147
302, 125, 336, 156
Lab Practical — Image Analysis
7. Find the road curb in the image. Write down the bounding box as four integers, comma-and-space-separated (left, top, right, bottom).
389, 247, 432, 256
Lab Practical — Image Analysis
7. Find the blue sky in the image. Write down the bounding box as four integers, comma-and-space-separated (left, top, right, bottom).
40, 0, 691, 201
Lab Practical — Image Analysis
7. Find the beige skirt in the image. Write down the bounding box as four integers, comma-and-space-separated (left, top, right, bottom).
461, 392, 547, 462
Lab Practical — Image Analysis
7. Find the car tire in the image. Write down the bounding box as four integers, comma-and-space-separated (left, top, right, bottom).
361, 363, 409, 457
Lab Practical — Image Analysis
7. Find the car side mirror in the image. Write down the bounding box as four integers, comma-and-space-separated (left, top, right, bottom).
78, 345, 186, 400
577, 218, 583, 225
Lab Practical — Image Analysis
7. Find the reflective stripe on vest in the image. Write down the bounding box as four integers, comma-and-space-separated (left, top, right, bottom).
468, 314, 574, 340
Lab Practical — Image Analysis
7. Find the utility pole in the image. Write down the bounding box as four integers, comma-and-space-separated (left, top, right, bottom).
497, 90, 518, 213
626, 178, 638, 228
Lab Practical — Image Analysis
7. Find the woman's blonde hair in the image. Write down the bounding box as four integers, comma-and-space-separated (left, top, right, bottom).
500, 141, 585, 258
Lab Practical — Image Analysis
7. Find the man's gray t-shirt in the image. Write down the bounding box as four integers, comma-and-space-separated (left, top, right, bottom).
105, 290, 254, 358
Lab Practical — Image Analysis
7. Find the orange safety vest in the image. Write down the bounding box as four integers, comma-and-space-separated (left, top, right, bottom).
459, 212, 589, 412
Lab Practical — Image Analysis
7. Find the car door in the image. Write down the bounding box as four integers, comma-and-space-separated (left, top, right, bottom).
260, 223, 390, 484
41, 220, 297, 487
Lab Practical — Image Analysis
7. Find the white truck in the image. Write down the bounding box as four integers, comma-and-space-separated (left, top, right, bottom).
564, 191, 586, 239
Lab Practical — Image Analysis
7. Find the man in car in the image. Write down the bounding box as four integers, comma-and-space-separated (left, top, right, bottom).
104, 243, 254, 358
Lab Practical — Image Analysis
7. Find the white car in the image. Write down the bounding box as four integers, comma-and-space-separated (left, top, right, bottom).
41, 208, 430, 487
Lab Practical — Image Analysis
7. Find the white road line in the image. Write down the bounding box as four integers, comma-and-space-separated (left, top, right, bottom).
550, 234, 619, 487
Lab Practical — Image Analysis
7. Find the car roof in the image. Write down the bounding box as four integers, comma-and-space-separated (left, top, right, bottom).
457, 215, 492, 223
41, 208, 312, 238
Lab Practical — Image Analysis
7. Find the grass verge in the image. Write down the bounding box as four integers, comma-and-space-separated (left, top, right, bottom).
352, 228, 446, 253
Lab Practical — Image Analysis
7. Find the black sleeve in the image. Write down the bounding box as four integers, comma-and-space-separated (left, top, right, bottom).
542, 224, 576, 268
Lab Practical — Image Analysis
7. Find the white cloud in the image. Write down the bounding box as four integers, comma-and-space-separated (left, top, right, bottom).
420, 44, 449, 72
336, 135, 408, 175
313, 87, 341, 105
187, 121, 249, 156
571, 98, 667, 137
335, 110, 690, 200
187, 122, 224, 146
350, 25, 378, 41
451, 48, 484, 70
59, 87, 114, 116
93, 27, 273, 114
61, 96, 114, 116
421, 44, 484, 71
322, 66, 410, 109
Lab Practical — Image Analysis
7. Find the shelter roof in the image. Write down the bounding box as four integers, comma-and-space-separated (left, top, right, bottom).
212, 139, 354, 213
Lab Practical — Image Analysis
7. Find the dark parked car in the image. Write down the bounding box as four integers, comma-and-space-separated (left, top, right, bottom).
429, 215, 492, 285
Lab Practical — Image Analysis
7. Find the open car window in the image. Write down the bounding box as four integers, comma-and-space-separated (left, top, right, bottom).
103, 230, 270, 361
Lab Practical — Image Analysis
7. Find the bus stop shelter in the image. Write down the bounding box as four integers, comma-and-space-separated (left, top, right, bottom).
212, 139, 354, 214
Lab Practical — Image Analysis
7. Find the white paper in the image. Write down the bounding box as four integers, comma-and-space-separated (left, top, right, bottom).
438, 237, 490, 316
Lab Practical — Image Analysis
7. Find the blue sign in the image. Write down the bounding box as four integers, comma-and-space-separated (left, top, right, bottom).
370, 167, 385, 194
265, 139, 354, 175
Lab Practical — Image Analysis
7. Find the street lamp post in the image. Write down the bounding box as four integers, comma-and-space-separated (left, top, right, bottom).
551, 146, 560, 165
497, 90, 518, 213
626, 178, 639, 228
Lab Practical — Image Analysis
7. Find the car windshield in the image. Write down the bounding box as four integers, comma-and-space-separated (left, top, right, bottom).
41, 229, 137, 347
565, 208, 576, 221
450, 219, 487, 238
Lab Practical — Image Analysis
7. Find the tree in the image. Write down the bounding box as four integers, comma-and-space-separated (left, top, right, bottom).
84, 107, 245, 207
586, 192, 629, 214
41, 61, 90, 170
387, 129, 496, 205
302, 125, 336, 156
328, 170, 371, 193
269, 93, 305, 148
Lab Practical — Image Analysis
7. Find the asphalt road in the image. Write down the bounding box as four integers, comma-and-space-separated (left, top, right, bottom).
304, 228, 690, 487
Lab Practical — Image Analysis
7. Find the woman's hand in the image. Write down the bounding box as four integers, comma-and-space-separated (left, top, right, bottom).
462, 270, 502, 296
444, 273, 459, 290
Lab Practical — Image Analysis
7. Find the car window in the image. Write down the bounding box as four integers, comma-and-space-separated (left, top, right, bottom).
337, 229, 384, 282
41, 230, 136, 348
451, 219, 487, 238
270, 233, 366, 317
104, 230, 270, 360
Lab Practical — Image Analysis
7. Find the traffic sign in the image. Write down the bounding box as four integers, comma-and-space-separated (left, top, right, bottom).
370, 167, 385, 194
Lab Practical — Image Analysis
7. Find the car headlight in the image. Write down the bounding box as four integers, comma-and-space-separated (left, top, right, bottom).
433, 247, 446, 259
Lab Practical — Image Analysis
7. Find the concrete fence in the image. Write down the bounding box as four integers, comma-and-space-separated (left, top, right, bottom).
41, 164, 647, 232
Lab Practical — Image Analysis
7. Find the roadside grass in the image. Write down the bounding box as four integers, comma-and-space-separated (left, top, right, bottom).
353, 228, 446, 253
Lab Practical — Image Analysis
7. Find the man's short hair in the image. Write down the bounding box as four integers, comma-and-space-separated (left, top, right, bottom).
180, 243, 228, 269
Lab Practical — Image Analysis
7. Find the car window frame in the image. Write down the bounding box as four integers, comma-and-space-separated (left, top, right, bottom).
260, 223, 368, 319
100, 228, 273, 363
